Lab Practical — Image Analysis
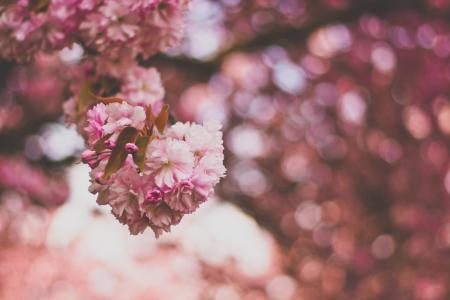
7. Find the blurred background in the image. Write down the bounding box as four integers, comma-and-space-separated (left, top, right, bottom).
1, 0, 450, 299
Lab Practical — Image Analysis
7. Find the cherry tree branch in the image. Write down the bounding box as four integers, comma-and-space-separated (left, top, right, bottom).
143, 0, 439, 74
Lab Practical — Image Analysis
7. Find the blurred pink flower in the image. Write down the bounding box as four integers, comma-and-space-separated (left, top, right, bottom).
119, 66, 165, 107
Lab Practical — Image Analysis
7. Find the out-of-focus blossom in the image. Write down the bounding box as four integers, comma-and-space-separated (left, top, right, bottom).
0, 156, 68, 206
118, 67, 165, 107
0, 0, 190, 61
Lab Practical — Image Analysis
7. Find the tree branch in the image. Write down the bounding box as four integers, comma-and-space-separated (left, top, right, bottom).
142, 0, 439, 74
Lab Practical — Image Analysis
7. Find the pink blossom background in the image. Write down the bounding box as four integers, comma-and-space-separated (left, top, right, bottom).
1, 0, 450, 299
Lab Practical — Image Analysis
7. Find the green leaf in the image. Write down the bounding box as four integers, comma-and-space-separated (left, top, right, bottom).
155, 104, 169, 133
133, 135, 153, 172
103, 127, 139, 180
93, 133, 113, 153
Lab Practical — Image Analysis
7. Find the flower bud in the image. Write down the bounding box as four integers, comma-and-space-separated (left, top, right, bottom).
81, 150, 99, 168
145, 188, 164, 203
125, 142, 138, 154
105, 139, 116, 149
81, 150, 97, 163
95, 172, 105, 184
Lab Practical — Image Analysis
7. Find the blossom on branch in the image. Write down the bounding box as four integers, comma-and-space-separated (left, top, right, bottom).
0, 0, 190, 61
78, 99, 225, 237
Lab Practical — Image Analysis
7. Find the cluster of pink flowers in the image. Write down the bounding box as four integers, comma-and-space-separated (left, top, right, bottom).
4, 0, 225, 238
0, 0, 189, 61
80, 101, 225, 237
63, 64, 165, 134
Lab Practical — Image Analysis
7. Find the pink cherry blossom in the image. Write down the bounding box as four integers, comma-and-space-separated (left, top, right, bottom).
81, 149, 98, 168
80, 1, 139, 51
196, 153, 226, 183
138, 0, 190, 58
165, 180, 206, 213
0, 0, 226, 239
101, 2, 139, 42
88, 160, 109, 195
83, 119, 225, 237
145, 138, 195, 188
85, 103, 107, 144
165, 121, 224, 156
103, 164, 142, 216
0, 0, 190, 61
22, 0, 226, 238
145, 203, 183, 237
130, 0, 162, 11
100, 102, 146, 136
184, 121, 224, 155
165, 121, 189, 139
94, 49, 137, 77
82, 118, 225, 237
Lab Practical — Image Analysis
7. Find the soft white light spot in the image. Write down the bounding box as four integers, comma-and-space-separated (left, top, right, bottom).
371, 43, 396, 73
403, 106, 431, 139
308, 24, 352, 58
235, 164, 268, 197
273, 60, 307, 94
188, 27, 224, 60
295, 201, 321, 231
176, 201, 275, 278
59, 43, 84, 64
339, 91, 367, 125
228, 125, 266, 159
214, 285, 241, 300
39, 123, 85, 161
371, 234, 395, 259
266, 275, 296, 300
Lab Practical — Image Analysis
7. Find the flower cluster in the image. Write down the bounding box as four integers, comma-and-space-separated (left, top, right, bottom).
5, 0, 224, 238
0, 0, 189, 61
63, 64, 165, 135
79, 100, 225, 237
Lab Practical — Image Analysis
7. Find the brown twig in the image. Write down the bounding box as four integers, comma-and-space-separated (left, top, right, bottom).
142, 0, 435, 74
